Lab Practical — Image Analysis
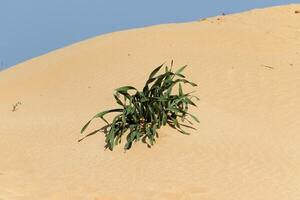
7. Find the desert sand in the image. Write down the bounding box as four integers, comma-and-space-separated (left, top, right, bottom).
1, 4, 300, 200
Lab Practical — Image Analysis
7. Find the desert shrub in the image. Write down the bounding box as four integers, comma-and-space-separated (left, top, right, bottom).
80, 62, 199, 150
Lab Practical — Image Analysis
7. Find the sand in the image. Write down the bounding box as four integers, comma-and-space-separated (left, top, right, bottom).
0, 4, 300, 200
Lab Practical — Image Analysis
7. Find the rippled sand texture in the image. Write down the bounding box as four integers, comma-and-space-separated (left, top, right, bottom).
0, 4, 300, 200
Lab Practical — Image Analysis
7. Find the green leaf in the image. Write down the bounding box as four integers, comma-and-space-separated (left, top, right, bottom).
165, 66, 169, 72
115, 86, 137, 93
162, 112, 167, 125
114, 94, 124, 106
142, 85, 149, 94
185, 98, 197, 107
124, 141, 132, 150
93, 109, 123, 125
146, 127, 154, 145
92, 109, 123, 119
146, 77, 156, 85
175, 65, 187, 74
149, 63, 164, 79
179, 83, 183, 96
175, 79, 197, 87
80, 120, 92, 134
176, 73, 185, 78
78, 128, 101, 142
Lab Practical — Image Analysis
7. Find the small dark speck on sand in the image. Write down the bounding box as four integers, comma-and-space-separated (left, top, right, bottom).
261, 65, 274, 69
295, 10, 300, 14
12, 102, 22, 112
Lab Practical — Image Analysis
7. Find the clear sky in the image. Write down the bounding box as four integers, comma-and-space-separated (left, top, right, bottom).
0, 0, 299, 69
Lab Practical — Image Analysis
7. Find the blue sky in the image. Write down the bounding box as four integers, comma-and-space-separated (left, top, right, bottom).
0, 0, 299, 69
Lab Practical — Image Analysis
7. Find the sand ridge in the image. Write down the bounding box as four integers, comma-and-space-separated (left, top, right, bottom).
0, 4, 300, 200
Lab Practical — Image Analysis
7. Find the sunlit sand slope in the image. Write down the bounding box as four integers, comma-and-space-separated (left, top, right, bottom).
0, 4, 300, 200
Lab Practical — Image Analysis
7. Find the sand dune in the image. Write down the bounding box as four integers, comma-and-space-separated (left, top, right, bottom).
1, 4, 300, 200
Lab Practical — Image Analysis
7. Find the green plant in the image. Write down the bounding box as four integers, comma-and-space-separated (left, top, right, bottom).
80, 62, 199, 150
